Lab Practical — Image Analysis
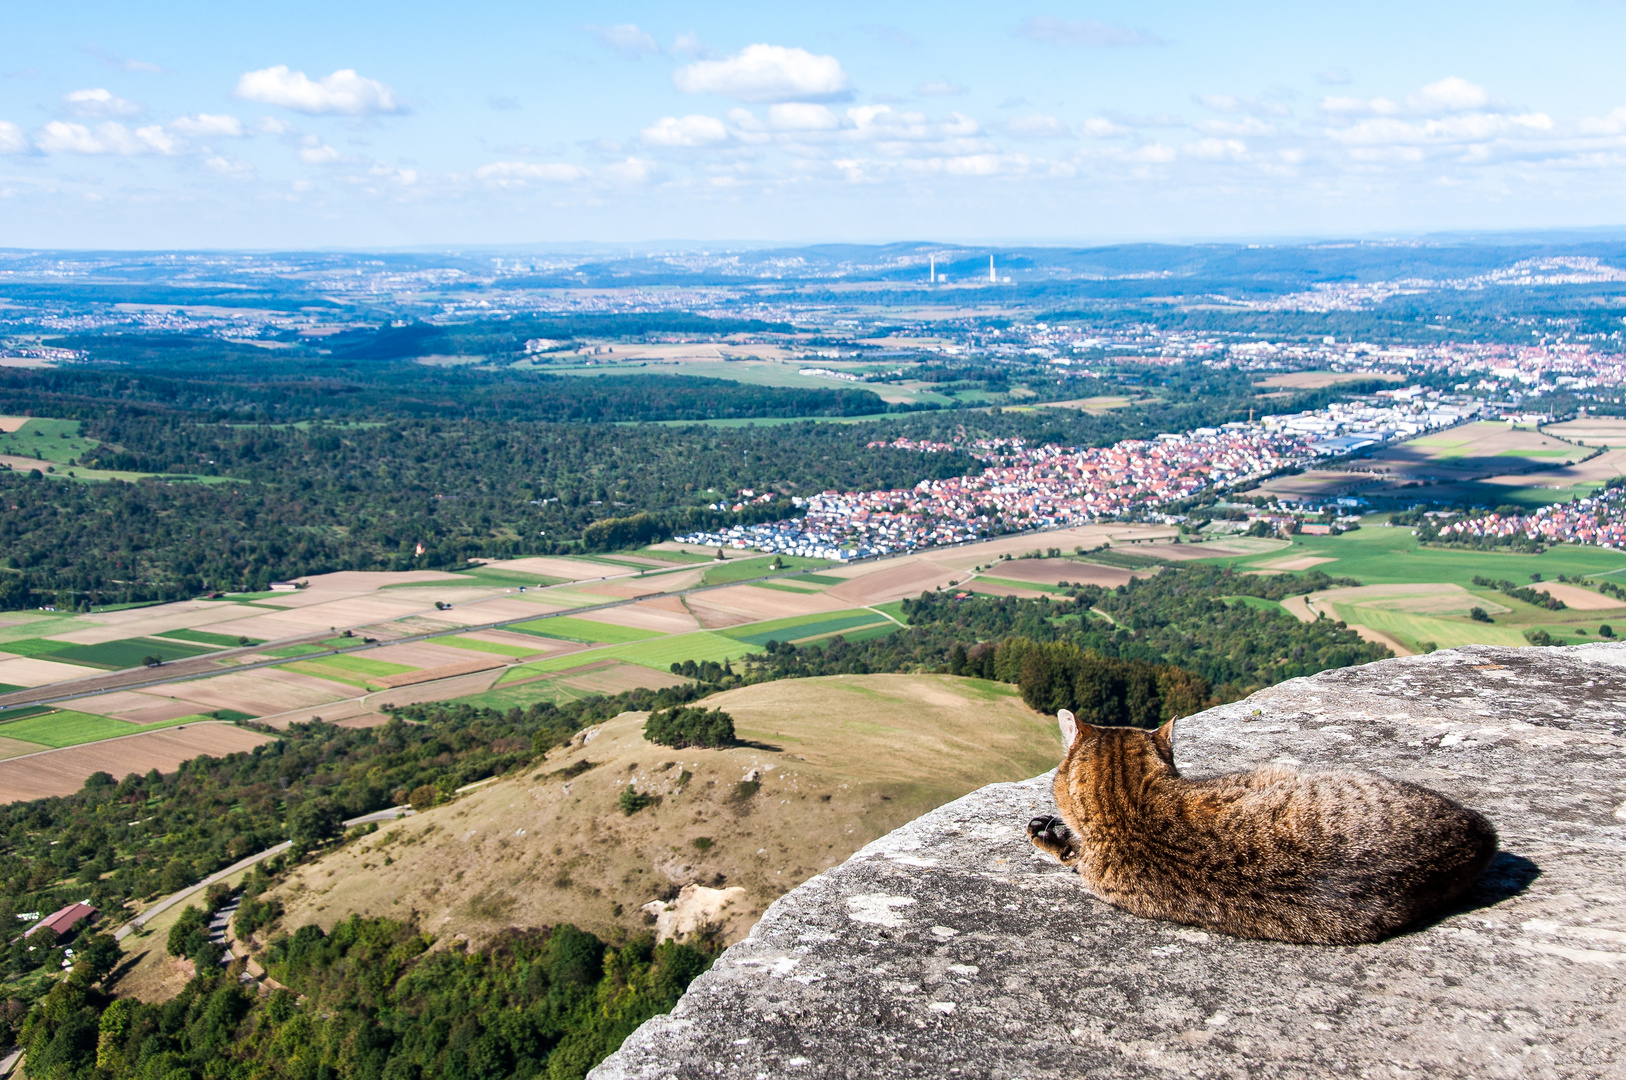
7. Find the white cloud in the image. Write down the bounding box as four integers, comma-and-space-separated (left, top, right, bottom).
1327, 111, 1552, 148
204, 155, 255, 179
1197, 117, 1279, 137
369, 162, 418, 185
641, 114, 729, 146
1322, 78, 1494, 119
1005, 113, 1068, 139
602, 157, 657, 184
297, 135, 341, 164
36, 120, 181, 155
234, 66, 404, 116
475, 161, 590, 186
169, 114, 245, 138
846, 105, 980, 142
1195, 94, 1289, 118
256, 116, 297, 135
1410, 76, 1491, 113
1320, 95, 1399, 116
1018, 16, 1164, 48
916, 80, 966, 97
0, 122, 26, 154
64, 88, 143, 119
673, 44, 850, 103
1079, 117, 1131, 137
588, 24, 659, 58
767, 103, 840, 131
1317, 68, 1352, 85
1183, 137, 1248, 159
1579, 107, 1626, 136
671, 32, 709, 57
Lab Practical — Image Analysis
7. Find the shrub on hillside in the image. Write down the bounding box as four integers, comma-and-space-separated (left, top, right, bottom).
643, 706, 736, 749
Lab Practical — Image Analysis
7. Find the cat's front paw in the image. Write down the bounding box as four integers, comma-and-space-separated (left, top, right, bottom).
1027, 814, 1081, 864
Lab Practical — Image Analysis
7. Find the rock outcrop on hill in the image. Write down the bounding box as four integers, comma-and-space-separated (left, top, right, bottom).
592, 645, 1626, 1079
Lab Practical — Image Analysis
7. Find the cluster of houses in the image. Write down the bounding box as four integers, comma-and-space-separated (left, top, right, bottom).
1442, 492, 1626, 549
675, 395, 1482, 560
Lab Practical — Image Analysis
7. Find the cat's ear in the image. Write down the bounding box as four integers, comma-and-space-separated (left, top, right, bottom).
1151, 719, 1175, 764
1058, 709, 1080, 748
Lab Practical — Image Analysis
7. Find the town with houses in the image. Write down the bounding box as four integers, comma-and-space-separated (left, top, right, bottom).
1443, 488, 1626, 551
676, 392, 1483, 560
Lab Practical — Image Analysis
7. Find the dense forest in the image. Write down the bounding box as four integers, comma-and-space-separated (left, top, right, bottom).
22, 915, 711, 1080
727, 566, 1389, 702
0, 362, 1297, 609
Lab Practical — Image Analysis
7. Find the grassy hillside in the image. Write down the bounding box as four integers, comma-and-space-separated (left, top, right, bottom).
260, 674, 1060, 948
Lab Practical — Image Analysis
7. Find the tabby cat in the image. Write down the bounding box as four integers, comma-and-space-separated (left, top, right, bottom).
1026, 710, 1497, 944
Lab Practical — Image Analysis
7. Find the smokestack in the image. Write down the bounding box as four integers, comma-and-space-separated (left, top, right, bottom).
989, 255, 996, 283
930, 256, 936, 284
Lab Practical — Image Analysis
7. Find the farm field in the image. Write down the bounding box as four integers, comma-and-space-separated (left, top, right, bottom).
263, 673, 1060, 949
1248, 421, 1626, 508
0, 722, 276, 802
9, 513, 1575, 800
1199, 523, 1626, 653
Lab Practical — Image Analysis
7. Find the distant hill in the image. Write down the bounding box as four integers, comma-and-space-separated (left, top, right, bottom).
255, 674, 1061, 948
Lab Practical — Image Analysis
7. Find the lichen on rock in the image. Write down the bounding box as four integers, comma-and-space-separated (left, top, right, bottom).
592, 644, 1626, 1079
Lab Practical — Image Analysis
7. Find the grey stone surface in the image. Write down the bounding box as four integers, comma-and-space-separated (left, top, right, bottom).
592, 645, 1626, 1079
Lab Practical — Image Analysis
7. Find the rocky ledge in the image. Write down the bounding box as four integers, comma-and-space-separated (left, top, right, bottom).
592, 645, 1626, 1079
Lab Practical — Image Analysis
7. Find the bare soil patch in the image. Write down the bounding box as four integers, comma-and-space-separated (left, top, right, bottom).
1255, 370, 1407, 389
149, 668, 350, 716
686, 585, 847, 629
1531, 582, 1626, 610
377, 658, 508, 688
825, 559, 963, 605
1541, 419, 1626, 446
1261, 556, 1337, 571
481, 556, 636, 582
554, 662, 689, 696
0, 735, 47, 759
0, 722, 274, 802
985, 559, 1139, 587
0, 655, 107, 687
574, 601, 701, 635
334, 713, 393, 729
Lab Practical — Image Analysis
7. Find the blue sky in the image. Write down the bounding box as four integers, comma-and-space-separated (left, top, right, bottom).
4, 1, 1626, 248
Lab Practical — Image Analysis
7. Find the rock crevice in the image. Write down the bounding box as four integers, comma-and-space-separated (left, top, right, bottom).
592, 645, 1626, 1079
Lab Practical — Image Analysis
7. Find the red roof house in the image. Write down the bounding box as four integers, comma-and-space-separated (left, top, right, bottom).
24, 901, 96, 940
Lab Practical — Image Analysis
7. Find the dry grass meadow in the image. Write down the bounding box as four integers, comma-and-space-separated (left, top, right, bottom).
259, 674, 1060, 950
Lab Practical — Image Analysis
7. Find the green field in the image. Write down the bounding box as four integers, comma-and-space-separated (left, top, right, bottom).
438, 636, 549, 658
497, 630, 764, 683
0, 638, 79, 659
700, 555, 834, 586
748, 581, 821, 594
300, 654, 416, 677
973, 575, 1068, 595
0, 684, 23, 696
0, 709, 206, 749
1197, 522, 1626, 652
156, 629, 262, 647
0, 636, 215, 669
721, 609, 892, 647
1321, 604, 1530, 650
508, 616, 663, 644
267, 643, 326, 658
0, 418, 99, 464
1198, 524, 1626, 584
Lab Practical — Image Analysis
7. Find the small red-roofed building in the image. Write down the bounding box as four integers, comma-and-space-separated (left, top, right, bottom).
24, 901, 96, 941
